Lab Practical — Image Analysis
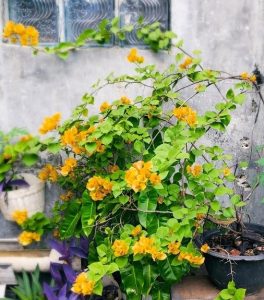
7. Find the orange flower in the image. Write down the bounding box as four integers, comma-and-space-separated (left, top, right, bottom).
178, 251, 205, 265
71, 272, 95, 296
127, 48, 144, 64
223, 167, 231, 177
38, 164, 58, 182
125, 161, 158, 192
201, 243, 210, 253
12, 210, 28, 225
86, 176, 113, 201
240, 72, 256, 83
168, 242, 181, 255
60, 191, 74, 201
100, 101, 111, 113
120, 96, 132, 105
149, 247, 167, 261
61, 126, 87, 154
132, 236, 154, 255
108, 165, 119, 173
173, 106, 197, 127
112, 240, 129, 257
18, 231, 41, 246
61, 158, 77, 176
96, 140, 105, 153
180, 57, 193, 69
186, 164, 202, 177
149, 173, 161, 185
131, 225, 142, 237
39, 113, 61, 134
19, 134, 32, 142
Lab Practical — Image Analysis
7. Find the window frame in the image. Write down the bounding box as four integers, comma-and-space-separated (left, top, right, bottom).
1, 0, 170, 46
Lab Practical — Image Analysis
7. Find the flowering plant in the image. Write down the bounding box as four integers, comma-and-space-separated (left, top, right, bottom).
3, 19, 257, 299
0, 128, 40, 193
34, 47, 256, 298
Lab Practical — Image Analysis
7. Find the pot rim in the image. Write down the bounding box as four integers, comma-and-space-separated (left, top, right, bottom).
201, 223, 264, 261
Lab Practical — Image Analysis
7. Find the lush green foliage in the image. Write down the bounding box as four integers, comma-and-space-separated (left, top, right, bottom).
4, 18, 256, 299
0, 128, 40, 188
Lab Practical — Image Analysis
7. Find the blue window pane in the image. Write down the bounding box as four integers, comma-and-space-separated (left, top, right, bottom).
8, 0, 59, 44
65, 0, 115, 44
119, 0, 170, 46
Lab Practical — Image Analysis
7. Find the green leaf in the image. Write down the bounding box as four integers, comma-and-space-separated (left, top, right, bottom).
120, 263, 143, 299
81, 191, 96, 236
22, 153, 38, 166
82, 93, 94, 104
226, 89, 235, 100
211, 200, 220, 211
138, 191, 157, 228
134, 140, 144, 153
101, 133, 113, 145
47, 143, 61, 154
0, 163, 11, 174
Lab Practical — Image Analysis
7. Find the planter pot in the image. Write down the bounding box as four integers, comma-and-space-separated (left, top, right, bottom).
0, 173, 45, 221
199, 223, 264, 294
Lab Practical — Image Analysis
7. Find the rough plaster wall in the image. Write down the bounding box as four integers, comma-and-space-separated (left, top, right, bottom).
0, 0, 264, 237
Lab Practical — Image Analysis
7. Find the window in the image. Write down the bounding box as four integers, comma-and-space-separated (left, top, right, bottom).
4, 0, 170, 46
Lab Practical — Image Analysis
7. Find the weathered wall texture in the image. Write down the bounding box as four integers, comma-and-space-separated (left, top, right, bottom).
0, 0, 264, 237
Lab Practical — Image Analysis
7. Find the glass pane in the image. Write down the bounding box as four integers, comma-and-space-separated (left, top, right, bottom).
65, 0, 114, 44
8, 0, 59, 44
119, 0, 170, 45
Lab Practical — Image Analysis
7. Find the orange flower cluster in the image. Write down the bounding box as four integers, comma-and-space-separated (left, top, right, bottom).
61, 158, 77, 176
100, 101, 111, 113
125, 161, 161, 192
20, 135, 32, 142
39, 113, 61, 135
240, 72, 256, 83
173, 106, 197, 127
95, 140, 105, 153
61, 126, 88, 154
86, 176, 113, 201
179, 57, 193, 69
71, 272, 95, 296
131, 225, 142, 237
112, 240, 129, 257
3, 21, 39, 46
200, 243, 210, 253
223, 167, 231, 177
12, 210, 28, 225
120, 96, 132, 105
127, 48, 144, 64
186, 164, 202, 177
178, 251, 205, 265
38, 164, 58, 182
60, 191, 74, 201
108, 164, 119, 173
18, 231, 41, 246
132, 236, 166, 261
168, 242, 181, 255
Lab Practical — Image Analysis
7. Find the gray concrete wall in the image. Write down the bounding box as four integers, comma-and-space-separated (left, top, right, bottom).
0, 0, 264, 237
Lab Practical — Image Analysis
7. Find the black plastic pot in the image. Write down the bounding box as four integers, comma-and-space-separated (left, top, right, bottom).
198, 223, 264, 294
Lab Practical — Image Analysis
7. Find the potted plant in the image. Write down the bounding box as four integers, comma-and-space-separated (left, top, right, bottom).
3, 19, 260, 299
0, 128, 44, 220
198, 140, 264, 295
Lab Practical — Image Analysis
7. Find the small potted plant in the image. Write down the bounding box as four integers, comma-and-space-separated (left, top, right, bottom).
197, 150, 264, 294
0, 128, 44, 220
